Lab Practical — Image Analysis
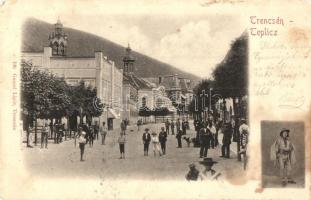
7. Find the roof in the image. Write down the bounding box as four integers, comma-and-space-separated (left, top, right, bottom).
123, 73, 154, 90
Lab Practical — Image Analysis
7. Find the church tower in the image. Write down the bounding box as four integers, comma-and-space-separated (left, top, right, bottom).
122, 44, 135, 75
49, 19, 68, 56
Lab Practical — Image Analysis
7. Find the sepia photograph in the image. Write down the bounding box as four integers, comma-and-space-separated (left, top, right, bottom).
261, 121, 305, 188
20, 14, 248, 181
1, 0, 311, 199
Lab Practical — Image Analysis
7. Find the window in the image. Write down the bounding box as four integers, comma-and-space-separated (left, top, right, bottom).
142, 97, 146, 107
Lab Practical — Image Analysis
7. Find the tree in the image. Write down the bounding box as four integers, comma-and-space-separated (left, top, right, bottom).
212, 32, 248, 160
21, 60, 103, 145
21, 60, 71, 144
213, 32, 248, 99
67, 81, 103, 127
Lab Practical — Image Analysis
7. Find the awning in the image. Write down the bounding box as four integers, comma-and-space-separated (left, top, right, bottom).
108, 108, 120, 119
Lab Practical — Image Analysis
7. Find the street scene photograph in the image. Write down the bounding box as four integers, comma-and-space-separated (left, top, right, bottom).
20, 14, 249, 182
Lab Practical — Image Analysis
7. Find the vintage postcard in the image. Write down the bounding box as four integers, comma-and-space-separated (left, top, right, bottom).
0, 0, 310, 199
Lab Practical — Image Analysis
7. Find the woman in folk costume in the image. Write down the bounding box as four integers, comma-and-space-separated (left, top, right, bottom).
270, 128, 296, 186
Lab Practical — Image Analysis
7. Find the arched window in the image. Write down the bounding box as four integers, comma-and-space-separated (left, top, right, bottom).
142, 97, 147, 107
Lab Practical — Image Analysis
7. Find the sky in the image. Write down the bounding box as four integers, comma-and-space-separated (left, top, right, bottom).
32, 12, 245, 78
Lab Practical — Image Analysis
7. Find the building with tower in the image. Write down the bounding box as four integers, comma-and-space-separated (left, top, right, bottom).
21, 19, 123, 130
48, 19, 68, 56
121, 44, 154, 124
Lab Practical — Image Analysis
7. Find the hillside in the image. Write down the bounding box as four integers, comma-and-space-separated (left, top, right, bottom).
22, 18, 200, 82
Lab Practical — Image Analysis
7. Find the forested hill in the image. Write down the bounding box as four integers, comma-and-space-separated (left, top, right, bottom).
22, 18, 200, 82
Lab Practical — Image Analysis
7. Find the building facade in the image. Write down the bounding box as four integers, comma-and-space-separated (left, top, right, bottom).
145, 75, 194, 116
21, 20, 123, 130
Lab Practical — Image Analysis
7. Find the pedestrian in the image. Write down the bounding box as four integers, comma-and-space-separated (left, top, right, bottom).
54, 122, 59, 144
120, 120, 126, 135
176, 129, 183, 148
176, 118, 181, 134
170, 119, 175, 135
94, 122, 99, 140
158, 127, 167, 155
59, 123, 64, 143
185, 163, 200, 181
77, 127, 87, 162
198, 158, 221, 180
118, 133, 126, 159
27, 127, 34, 148
182, 119, 187, 135
270, 128, 296, 186
221, 123, 232, 158
137, 119, 141, 131
100, 122, 108, 145
41, 123, 49, 149
142, 128, 151, 156
207, 121, 216, 149
186, 119, 190, 130
165, 119, 170, 135
89, 126, 94, 147
151, 132, 162, 157
199, 126, 209, 158
239, 118, 249, 169
215, 119, 223, 147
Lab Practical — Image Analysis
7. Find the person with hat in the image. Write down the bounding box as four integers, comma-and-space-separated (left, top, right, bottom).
77, 127, 87, 161
185, 163, 200, 181
151, 132, 162, 157
270, 128, 296, 186
158, 127, 168, 155
142, 128, 151, 156
198, 158, 221, 180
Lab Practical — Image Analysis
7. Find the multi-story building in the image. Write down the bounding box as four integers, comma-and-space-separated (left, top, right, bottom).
145, 75, 194, 115
21, 19, 123, 130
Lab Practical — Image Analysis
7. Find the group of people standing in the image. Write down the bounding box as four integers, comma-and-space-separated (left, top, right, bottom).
142, 127, 169, 157
164, 118, 189, 135
194, 117, 249, 161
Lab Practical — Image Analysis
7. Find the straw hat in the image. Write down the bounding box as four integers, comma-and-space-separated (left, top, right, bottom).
145, 128, 149, 131
280, 128, 290, 136
199, 158, 218, 166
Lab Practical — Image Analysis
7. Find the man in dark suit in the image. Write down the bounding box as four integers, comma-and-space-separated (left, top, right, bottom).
176, 130, 183, 148
221, 123, 233, 158
142, 128, 151, 156
158, 127, 168, 154
199, 127, 209, 158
